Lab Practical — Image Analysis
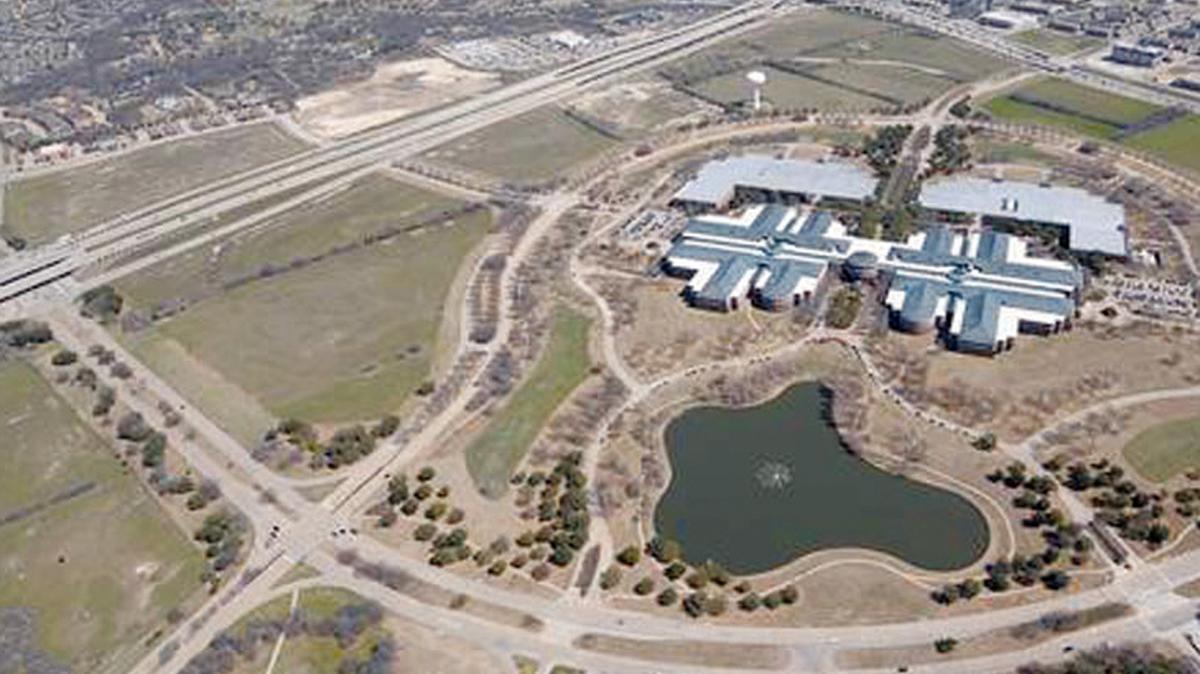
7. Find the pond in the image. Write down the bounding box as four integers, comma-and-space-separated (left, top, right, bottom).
654, 383, 990, 575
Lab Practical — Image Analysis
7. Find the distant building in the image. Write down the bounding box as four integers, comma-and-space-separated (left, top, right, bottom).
1171, 76, 1200, 93
918, 177, 1129, 258
1110, 42, 1167, 66
661, 201, 1082, 355
978, 11, 1021, 28
948, 0, 993, 18
669, 155, 878, 214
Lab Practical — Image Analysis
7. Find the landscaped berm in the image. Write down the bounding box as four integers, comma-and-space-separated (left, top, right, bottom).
0, 360, 204, 674
466, 305, 593, 498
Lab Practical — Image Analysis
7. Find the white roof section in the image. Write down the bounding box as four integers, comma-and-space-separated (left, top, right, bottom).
673, 155, 878, 206
918, 177, 1128, 257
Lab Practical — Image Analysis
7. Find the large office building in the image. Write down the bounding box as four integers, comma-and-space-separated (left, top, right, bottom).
918, 177, 1129, 258
662, 203, 1082, 355
669, 155, 879, 214
1109, 42, 1167, 67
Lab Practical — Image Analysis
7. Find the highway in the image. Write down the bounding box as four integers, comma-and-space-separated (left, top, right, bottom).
0, 0, 778, 306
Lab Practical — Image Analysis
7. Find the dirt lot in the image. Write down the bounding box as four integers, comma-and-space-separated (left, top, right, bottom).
293, 57, 500, 140
115, 173, 492, 442
0, 359, 204, 674
3, 122, 310, 244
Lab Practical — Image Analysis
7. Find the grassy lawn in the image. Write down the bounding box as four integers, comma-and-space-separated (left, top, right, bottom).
982, 77, 1200, 174
806, 62, 958, 106
1010, 29, 1101, 56
983, 77, 1162, 139
1123, 416, 1200, 483
3, 122, 310, 245
1122, 114, 1200, 174
984, 96, 1126, 139
465, 306, 593, 498
971, 139, 1059, 165
0, 360, 204, 673
693, 64, 889, 111
421, 106, 617, 186
117, 173, 490, 441
809, 30, 1010, 82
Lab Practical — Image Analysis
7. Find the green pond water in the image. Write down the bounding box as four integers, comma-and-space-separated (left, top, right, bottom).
654, 383, 990, 575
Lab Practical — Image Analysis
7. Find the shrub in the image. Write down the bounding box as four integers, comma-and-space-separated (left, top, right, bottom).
599, 566, 622, 590
656, 588, 679, 607
414, 523, 437, 541
633, 578, 655, 596
934, 638, 957, 654
616, 545, 641, 567
116, 412, 153, 442
51, 350, 77, 366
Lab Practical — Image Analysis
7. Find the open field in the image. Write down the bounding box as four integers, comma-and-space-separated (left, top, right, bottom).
691, 64, 889, 111
116, 173, 491, 441
3, 122, 310, 244
421, 106, 617, 186
293, 57, 500, 140
1010, 29, 1102, 56
465, 306, 593, 498
983, 77, 1163, 139
571, 76, 712, 136
807, 30, 1010, 82
662, 9, 1001, 112
1122, 114, 1200, 174
224, 587, 508, 674
1123, 416, 1200, 483
982, 78, 1200, 174
808, 62, 957, 106
0, 360, 203, 673
661, 9, 896, 81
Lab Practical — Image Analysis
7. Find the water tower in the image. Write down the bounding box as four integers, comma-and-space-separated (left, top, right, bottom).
746, 70, 767, 112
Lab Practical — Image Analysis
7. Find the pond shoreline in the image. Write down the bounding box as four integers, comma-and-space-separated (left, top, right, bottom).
647, 377, 995, 578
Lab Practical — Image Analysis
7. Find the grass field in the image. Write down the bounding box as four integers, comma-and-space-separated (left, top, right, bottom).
1123, 416, 1200, 483
0, 360, 203, 673
983, 77, 1162, 139
224, 587, 502, 674
808, 30, 1010, 82
664, 9, 1003, 112
662, 10, 895, 82
465, 306, 593, 498
1010, 29, 1101, 56
421, 106, 617, 186
117, 173, 490, 441
982, 78, 1200, 173
691, 64, 888, 111
971, 139, 1059, 165
1122, 114, 1200, 174
3, 122, 310, 245
806, 62, 957, 106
